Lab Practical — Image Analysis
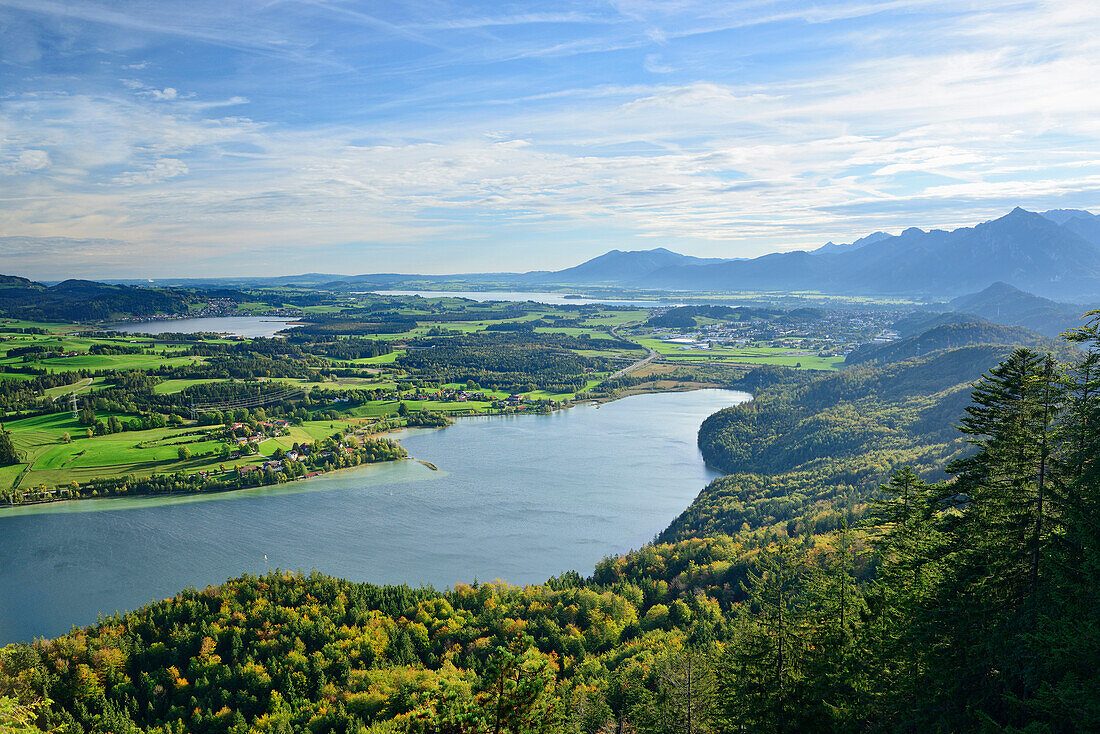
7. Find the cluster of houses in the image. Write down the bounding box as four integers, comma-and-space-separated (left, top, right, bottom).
399, 388, 491, 403
652, 310, 903, 358
402, 388, 549, 408
225, 419, 291, 457
253, 440, 359, 474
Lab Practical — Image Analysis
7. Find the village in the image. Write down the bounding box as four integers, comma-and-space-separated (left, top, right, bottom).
651, 307, 903, 358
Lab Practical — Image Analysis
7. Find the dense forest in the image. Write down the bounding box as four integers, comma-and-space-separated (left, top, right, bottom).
2, 314, 1099, 732
397, 332, 627, 393
668, 344, 1015, 543
0, 277, 208, 322
844, 319, 1056, 365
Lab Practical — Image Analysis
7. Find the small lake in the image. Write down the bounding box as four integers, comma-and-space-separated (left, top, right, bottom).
368, 290, 682, 307
109, 316, 296, 338
0, 389, 747, 643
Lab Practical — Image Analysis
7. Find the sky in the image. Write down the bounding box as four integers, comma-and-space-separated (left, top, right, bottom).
2, 0, 1100, 279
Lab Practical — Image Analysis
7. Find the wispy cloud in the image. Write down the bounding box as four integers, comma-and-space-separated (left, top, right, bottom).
0, 0, 1098, 278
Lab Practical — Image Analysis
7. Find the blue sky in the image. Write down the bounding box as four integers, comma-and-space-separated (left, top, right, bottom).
2, 0, 1099, 278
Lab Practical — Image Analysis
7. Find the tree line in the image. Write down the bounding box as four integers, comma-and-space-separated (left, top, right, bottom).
3, 314, 1098, 731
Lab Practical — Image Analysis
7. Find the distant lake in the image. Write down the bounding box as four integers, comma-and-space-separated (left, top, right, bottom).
369, 290, 681, 307
0, 389, 747, 642
109, 316, 297, 338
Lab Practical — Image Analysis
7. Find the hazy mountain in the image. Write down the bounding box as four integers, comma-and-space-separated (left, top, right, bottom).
1062, 216, 1100, 247
523, 247, 727, 285
637, 208, 1100, 299
890, 311, 987, 338
948, 281, 1089, 337
63, 206, 1100, 300
1038, 208, 1100, 249
1039, 208, 1096, 226
811, 231, 890, 255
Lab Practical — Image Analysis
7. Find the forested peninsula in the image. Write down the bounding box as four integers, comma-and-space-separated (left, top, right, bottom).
2, 303, 1098, 732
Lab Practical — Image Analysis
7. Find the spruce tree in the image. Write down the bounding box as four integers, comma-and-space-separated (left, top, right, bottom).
720, 540, 807, 732
951, 348, 1063, 609
917, 348, 1065, 727
0, 430, 19, 467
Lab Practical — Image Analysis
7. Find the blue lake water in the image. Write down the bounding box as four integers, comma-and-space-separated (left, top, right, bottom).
369, 290, 682, 307
0, 389, 747, 642
108, 316, 296, 338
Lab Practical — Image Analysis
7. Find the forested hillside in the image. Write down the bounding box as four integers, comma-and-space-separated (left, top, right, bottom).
663, 345, 1013, 543
844, 319, 1054, 365
3, 316, 1099, 732
948, 281, 1088, 337
0, 277, 203, 321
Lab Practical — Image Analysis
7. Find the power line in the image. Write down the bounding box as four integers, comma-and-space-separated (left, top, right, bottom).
187, 386, 304, 419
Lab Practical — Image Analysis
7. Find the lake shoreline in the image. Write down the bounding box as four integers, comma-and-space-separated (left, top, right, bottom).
1, 388, 749, 642
105, 315, 299, 339
0, 382, 739, 515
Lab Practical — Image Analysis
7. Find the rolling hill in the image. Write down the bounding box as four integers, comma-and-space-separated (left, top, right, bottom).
0, 276, 200, 321
844, 318, 1056, 366
947, 281, 1091, 337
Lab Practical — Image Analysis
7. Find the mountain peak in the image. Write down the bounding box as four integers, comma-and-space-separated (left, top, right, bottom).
530, 246, 727, 285
974, 281, 1025, 297
1039, 208, 1098, 226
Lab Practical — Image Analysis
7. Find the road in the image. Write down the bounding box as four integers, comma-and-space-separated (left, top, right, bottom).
608, 324, 658, 379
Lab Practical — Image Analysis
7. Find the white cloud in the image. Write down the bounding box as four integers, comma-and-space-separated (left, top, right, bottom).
1, 0, 1099, 275
15, 149, 51, 172
114, 158, 189, 185
643, 54, 674, 74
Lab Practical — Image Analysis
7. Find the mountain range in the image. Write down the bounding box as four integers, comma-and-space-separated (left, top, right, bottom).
321, 207, 1100, 299
30, 206, 1100, 301
544, 207, 1100, 299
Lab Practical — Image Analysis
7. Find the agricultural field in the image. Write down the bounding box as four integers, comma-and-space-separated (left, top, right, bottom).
2, 411, 244, 491
35, 353, 200, 373
1, 291, 900, 505
153, 378, 221, 394
634, 337, 844, 370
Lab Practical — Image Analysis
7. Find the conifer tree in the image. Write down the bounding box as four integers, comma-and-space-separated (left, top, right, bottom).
719, 541, 807, 732
0, 429, 19, 467
951, 348, 1063, 608
794, 524, 866, 730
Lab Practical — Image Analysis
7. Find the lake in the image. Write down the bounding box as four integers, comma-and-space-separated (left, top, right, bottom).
369, 290, 683, 307
109, 316, 297, 338
0, 389, 747, 643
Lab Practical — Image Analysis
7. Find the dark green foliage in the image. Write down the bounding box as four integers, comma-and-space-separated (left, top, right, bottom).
664, 346, 1015, 543
397, 333, 612, 393
845, 318, 1055, 365
0, 277, 201, 321
404, 410, 450, 427
4, 311, 1100, 732
288, 319, 418, 336
0, 429, 18, 466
